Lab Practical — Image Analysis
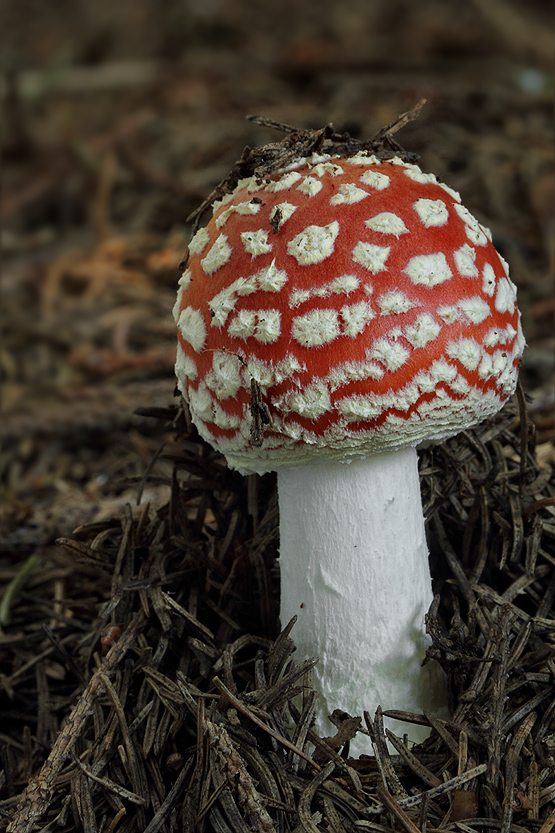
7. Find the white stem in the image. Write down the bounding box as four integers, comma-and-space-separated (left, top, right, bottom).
278, 447, 447, 753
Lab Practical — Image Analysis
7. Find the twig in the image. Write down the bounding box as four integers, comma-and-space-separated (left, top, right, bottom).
396, 764, 488, 810
368, 98, 427, 142
537, 804, 555, 833
206, 719, 277, 833
188, 102, 426, 229
378, 788, 421, 833
212, 676, 321, 770
6, 610, 146, 833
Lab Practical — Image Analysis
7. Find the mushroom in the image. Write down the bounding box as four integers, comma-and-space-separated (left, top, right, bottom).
174, 148, 524, 749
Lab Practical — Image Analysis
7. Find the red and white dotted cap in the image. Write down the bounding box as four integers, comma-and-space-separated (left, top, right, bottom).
174, 152, 524, 474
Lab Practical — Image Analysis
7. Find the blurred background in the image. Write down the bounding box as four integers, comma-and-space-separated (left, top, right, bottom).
1, 0, 554, 542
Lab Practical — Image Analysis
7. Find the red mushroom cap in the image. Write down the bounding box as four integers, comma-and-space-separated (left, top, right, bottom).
174, 153, 524, 473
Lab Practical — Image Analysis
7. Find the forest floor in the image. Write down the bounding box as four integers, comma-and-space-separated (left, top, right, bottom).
1, 0, 554, 830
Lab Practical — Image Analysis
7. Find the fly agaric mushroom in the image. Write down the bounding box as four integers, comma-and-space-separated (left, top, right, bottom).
174, 136, 524, 749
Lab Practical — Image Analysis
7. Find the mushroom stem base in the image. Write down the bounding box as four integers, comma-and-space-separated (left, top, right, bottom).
277, 447, 448, 754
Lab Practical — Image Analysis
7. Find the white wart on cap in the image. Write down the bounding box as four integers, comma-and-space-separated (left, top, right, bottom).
175, 153, 524, 474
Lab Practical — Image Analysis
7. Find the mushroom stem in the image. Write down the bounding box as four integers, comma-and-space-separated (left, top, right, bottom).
278, 447, 447, 751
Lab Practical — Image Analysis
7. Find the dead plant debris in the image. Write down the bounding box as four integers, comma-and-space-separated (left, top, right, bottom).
1, 2, 554, 830
187, 101, 426, 232
0, 392, 554, 832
